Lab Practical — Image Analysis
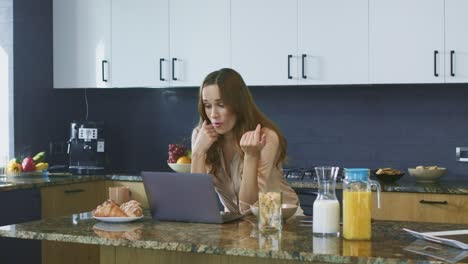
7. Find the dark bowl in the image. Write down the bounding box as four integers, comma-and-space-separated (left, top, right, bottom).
371, 169, 405, 183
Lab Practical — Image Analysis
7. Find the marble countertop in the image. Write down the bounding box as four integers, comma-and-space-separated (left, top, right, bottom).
289, 179, 468, 195
1, 173, 468, 195
0, 212, 467, 263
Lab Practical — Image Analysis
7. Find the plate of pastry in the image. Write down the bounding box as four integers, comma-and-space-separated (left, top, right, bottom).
92, 199, 144, 223
93, 216, 144, 223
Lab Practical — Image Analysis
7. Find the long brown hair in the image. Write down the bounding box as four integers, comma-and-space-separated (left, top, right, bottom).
197, 68, 287, 176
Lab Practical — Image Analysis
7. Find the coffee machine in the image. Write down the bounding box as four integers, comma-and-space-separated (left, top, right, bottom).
68, 121, 106, 175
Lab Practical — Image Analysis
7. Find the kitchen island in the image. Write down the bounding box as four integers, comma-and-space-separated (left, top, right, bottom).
0, 211, 467, 264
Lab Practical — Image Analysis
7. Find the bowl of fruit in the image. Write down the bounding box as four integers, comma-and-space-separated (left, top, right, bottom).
167, 144, 191, 173
5, 151, 49, 177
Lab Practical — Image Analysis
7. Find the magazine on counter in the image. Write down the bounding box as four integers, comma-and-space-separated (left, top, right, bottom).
403, 228, 468, 250
404, 240, 468, 263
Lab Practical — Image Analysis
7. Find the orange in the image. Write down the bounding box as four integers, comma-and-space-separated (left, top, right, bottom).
176, 156, 191, 164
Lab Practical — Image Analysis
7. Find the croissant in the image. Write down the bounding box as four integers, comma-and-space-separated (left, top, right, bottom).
120, 200, 143, 217
93, 199, 127, 217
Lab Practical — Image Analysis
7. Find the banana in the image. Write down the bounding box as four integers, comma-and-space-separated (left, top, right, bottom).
35, 162, 49, 171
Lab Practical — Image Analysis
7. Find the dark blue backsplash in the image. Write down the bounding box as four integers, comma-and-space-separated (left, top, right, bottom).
13, 0, 468, 179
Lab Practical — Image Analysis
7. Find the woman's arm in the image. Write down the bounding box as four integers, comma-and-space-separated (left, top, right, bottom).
239, 125, 279, 212
190, 128, 207, 173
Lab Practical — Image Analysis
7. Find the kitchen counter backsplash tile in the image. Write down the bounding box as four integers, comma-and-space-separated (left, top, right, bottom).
1, 174, 468, 195
1, 212, 467, 263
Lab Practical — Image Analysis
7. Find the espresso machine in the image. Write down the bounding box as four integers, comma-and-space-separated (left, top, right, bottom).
68, 121, 106, 175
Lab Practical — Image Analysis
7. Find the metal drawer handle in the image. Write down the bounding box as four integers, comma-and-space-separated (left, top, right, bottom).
64, 189, 85, 194
159, 58, 165, 81
172, 58, 178, 81
419, 200, 447, 205
101, 60, 108, 82
302, 54, 307, 79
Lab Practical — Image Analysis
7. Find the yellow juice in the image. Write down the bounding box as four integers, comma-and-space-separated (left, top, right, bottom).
343, 191, 371, 240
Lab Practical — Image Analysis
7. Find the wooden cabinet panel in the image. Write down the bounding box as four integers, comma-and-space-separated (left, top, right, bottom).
41, 181, 106, 264
105, 181, 149, 209
41, 181, 106, 218
372, 192, 468, 224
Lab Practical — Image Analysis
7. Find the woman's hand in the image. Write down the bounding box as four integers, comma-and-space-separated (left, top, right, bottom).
192, 120, 219, 155
240, 124, 266, 157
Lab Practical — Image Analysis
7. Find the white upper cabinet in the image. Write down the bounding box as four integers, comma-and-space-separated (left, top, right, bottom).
111, 0, 169, 88
169, 0, 230, 87
370, 0, 445, 84
53, 0, 111, 88
231, 0, 298, 86
298, 0, 368, 85
445, 0, 468, 83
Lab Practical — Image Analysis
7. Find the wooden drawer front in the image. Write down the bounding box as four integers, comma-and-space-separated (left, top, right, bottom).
41, 181, 106, 218
372, 192, 468, 224
105, 181, 149, 209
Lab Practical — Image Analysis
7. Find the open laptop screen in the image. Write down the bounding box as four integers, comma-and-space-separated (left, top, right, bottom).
141, 171, 226, 224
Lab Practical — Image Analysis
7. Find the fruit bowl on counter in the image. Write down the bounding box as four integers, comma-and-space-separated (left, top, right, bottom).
167, 163, 191, 173
167, 143, 192, 173
5, 151, 49, 178
7, 170, 49, 179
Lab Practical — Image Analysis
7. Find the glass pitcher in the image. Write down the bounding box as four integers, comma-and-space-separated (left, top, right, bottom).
342, 168, 381, 240
313, 166, 340, 237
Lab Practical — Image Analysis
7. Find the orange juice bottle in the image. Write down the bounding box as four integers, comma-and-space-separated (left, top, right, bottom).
342, 168, 381, 240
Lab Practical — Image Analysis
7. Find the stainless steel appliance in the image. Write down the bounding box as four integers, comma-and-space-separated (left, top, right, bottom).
68, 121, 105, 175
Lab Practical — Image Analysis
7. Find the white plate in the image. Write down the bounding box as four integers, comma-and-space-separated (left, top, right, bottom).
93, 222, 143, 232
93, 215, 144, 223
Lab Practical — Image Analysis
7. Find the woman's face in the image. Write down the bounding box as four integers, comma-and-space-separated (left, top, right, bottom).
202, 84, 237, 135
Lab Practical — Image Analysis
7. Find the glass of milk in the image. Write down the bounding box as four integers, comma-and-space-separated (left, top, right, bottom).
313, 166, 340, 237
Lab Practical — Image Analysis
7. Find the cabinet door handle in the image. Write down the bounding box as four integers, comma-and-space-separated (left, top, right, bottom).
287, 55, 292, 79
419, 200, 447, 205
64, 189, 85, 194
302, 54, 307, 79
450, 50, 455, 77
172, 58, 178, 81
159, 58, 165, 81
102, 60, 108, 82
434, 50, 439, 77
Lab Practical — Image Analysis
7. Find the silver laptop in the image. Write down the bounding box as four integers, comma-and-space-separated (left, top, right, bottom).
141, 171, 243, 224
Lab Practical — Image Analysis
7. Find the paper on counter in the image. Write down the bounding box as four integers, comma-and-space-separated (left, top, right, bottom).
403, 228, 468, 250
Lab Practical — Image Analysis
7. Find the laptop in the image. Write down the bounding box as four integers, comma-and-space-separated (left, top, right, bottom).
141, 171, 243, 224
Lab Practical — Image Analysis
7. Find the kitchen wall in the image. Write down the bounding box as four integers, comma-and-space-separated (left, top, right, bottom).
0, 0, 13, 159
14, 0, 468, 180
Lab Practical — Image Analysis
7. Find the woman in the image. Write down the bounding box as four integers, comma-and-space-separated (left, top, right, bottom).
191, 68, 299, 215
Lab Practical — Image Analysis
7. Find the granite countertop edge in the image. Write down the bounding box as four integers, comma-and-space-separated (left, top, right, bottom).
1, 174, 468, 195
0, 227, 446, 264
